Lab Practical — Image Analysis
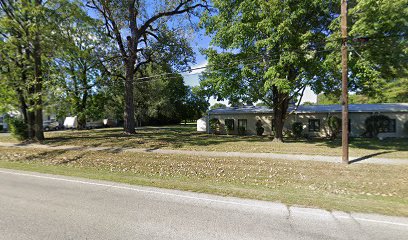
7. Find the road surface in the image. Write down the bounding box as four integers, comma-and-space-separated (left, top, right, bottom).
0, 168, 407, 240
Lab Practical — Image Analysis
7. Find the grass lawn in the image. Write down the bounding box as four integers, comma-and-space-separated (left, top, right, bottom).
0, 146, 407, 216
1, 124, 406, 158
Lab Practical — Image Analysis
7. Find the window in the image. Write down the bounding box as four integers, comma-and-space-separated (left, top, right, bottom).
238, 119, 247, 130
225, 119, 235, 130
308, 119, 320, 132
380, 119, 396, 133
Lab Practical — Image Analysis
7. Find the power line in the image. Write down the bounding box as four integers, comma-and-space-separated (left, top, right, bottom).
137, 48, 337, 82
134, 33, 405, 83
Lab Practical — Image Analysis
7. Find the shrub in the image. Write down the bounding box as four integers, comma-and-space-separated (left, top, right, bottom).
364, 115, 391, 138
238, 126, 246, 136
209, 118, 220, 134
6, 117, 28, 141
255, 120, 264, 136
404, 121, 408, 134
0, 125, 3, 132
327, 116, 341, 140
292, 122, 303, 138
224, 119, 234, 134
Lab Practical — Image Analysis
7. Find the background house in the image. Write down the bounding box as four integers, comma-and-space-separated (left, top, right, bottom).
199, 103, 408, 138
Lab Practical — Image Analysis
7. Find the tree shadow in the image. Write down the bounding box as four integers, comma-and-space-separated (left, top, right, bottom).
300, 137, 408, 152
42, 126, 408, 154
22, 150, 68, 161
349, 151, 396, 164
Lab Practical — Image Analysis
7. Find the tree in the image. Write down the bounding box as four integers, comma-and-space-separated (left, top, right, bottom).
180, 86, 209, 123
86, 0, 210, 134
210, 103, 226, 110
51, 8, 110, 129
0, 0, 63, 140
323, 0, 407, 100
317, 78, 408, 104
199, 0, 333, 142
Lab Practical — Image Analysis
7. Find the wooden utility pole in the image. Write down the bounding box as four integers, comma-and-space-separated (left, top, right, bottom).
341, 0, 349, 164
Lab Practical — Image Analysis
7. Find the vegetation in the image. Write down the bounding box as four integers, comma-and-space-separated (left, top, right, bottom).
292, 122, 303, 139
0, 147, 407, 216
85, 0, 210, 134
209, 118, 220, 134
0, 0, 210, 139
6, 117, 28, 141
210, 103, 227, 110
327, 116, 342, 140
405, 121, 408, 134
1, 125, 407, 158
364, 115, 392, 138
198, 0, 333, 142
255, 120, 264, 136
198, 0, 406, 143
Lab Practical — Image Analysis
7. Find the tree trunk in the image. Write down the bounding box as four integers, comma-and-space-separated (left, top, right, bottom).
272, 86, 289, 142
27, 84, 36, 139
33, 31, 44, 141
124, 60, 136, 134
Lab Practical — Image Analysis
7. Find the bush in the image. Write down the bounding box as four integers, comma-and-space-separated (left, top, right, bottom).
238, 126, 246, 136
292, 122, 303, 138
224, 120, 234, 134
327, 116, 341, 140
209, 118, 220, 134
0, 125, 3, 132
364, 115, 390, 138
404, 121, 408, 134
255, 120, 264, 136
7, 117, 28, 141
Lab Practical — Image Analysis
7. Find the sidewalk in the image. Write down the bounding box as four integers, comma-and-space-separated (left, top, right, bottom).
0, 142, 407, 165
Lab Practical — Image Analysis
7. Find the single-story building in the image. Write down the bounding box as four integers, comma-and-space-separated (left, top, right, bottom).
197, 103, 408, 138
0, 114, 8, 132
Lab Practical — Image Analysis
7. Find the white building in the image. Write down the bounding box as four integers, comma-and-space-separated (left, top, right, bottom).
200, 103, 408, 138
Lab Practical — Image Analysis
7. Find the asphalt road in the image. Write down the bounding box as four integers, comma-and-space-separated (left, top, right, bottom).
0, 169, 407, 240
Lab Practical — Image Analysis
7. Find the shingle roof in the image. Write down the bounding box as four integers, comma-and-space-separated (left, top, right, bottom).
208, 103, 408, 115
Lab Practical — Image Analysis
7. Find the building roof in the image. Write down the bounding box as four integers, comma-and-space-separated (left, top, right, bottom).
208, 103, 408, 115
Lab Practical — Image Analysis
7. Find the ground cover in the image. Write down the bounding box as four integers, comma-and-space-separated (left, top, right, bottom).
0, 125, 404, 158
0, 146, 407, 216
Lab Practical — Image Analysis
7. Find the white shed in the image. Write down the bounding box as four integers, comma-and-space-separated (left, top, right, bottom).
64, 116, 78, 129
197, 116, 207, 132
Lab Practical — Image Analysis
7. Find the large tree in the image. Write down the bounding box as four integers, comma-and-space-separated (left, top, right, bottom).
0, 0, 56, 140
86, 0, 210, 134
323, 0, 407, 99
199, 0, 333, 141
199, 0, 407, 141
51, 8, 110, 129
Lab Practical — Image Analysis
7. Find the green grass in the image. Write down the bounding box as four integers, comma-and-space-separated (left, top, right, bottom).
1, 125, 404, 159
0, 147, 407, 216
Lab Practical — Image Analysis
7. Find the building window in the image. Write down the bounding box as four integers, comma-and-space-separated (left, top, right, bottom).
225, 119, 234, 130
238, 119, 247, 130
380, 119, 396, 133
308, 119, 320, 132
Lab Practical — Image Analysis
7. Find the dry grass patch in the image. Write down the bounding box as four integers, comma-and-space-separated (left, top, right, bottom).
0, 147, 407, 216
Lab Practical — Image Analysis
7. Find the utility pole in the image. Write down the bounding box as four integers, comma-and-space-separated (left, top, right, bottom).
341, 0, 349, 164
